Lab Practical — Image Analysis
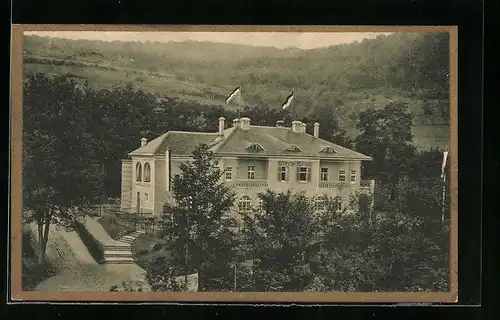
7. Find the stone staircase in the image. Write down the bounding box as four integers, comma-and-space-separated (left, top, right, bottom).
101, 243, 135, 264
99, 230, 145, 264
117, 230, 145, 244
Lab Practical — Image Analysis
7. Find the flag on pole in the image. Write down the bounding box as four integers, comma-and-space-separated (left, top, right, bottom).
441, 150, 449, 179
281, 91, 294, 110
226, 87, 242, 105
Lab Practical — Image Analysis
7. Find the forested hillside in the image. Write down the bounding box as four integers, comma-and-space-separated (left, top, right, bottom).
23, 32, 450, 150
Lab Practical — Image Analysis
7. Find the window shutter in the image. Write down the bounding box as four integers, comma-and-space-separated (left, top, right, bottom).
277, 167, 281, 181
285, 167, 289, 181
296, 167, 300, 181
307, 167, 311, 182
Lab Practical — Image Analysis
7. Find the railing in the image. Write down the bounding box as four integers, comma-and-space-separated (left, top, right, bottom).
235, 179, 269, 188
318, 181, 349, 188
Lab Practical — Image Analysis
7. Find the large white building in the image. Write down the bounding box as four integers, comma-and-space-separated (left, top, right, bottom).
120, 117, 374, 216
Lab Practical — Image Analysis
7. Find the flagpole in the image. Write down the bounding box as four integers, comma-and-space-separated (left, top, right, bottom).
440, 147, 448, 228
441, 171, 446, 227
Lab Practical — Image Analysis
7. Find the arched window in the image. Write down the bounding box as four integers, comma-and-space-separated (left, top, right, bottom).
246, 143, 265, 151
136, 162, 142, 182
320, 146, 336, 153
313, 195, 326, 212
144, 162, 151, 182
333, 196, 343, 212
238, 196, 252, 213
284, 144, 302, 152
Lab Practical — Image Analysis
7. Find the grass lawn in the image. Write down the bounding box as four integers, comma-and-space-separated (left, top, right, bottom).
97, 215, 134, 240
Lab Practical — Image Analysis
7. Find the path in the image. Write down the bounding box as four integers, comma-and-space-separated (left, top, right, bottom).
27, 218, 148, 292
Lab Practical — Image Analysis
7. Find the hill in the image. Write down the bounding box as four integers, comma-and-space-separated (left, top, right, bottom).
23, 33, 450, 150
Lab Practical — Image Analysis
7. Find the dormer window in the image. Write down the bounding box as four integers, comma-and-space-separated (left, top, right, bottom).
284, 144, 301, 152
246, 143, 265, 152
320, 146, 337, 153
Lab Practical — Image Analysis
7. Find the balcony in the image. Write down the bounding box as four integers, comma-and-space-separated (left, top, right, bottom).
318, 181, 349, 188
235, 179, 269, 188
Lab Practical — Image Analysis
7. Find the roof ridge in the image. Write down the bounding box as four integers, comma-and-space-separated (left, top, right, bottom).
154, 132, 171, 154
210, 126, 238, 152
169, 131, 219, 135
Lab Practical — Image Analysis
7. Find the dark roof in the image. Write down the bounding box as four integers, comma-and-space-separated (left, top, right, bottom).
129, 125, 371, 160
213, 126, 372, 160
129, 131, 220, 156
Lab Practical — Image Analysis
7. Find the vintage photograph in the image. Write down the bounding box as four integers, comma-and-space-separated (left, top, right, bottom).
12, 26, 457, 301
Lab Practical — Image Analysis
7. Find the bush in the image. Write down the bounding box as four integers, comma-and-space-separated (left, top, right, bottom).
74, 222, 104, 263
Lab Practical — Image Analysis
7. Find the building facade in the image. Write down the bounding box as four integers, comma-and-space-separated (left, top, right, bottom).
120, 117, 374, 216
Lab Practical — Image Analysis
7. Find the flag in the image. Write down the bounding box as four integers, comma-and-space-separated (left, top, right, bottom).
226, 87, 242, 105
441, 150, 449, 179
281, 91, 294, 110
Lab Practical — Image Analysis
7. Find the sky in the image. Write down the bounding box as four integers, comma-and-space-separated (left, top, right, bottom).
24, 31, 392, 50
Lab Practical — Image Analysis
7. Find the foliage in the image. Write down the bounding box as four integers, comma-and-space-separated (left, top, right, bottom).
240, 190, 318, 291
154, 144, 238, 291
109, 280, 151, 292
24, 32, 450, 135
23, 73, 104, 263
355, 102, 417, 199
239, 191, 449, 292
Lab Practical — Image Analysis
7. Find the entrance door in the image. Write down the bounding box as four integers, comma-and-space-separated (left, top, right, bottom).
136, 192, 140, 214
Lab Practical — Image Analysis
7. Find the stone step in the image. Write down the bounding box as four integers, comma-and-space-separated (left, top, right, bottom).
103, 250, 134, 257
101, 256, 136, 264
102, 245, 132, 252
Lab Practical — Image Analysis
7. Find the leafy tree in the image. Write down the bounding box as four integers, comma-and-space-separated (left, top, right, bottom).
354, 102, 417, 200
23, 73, 104, 264
240, 190, 317, 291
156, 144, 237, 291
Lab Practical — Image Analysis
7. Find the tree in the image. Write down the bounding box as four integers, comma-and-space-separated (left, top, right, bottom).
240, 190, 317, 291
23, 73, 104, 264
354, 102, 416, 200
157, 144, 237, 291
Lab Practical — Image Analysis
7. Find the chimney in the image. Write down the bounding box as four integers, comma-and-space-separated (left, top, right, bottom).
300, 123, 307, 133
218, 117, 225, 135
239, 117, 251, 130
314, 122, 320, 138
232, 118, 240, 127
276, 120, 285, 127
291, 120, 302, 133
140, 137, 147, 147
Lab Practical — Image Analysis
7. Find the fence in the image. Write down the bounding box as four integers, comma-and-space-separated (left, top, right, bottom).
108, 212, 162, 237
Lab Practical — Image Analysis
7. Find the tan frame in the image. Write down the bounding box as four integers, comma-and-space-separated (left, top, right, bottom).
10, 24, 458, 303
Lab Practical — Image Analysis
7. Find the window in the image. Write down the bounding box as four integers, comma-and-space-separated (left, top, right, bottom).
333, 196, 343, 212
278, 166, 288, 181
238, 196, 252, 213
320, 146, 336, 153
248, 166, 256, 180
257, 199, 264, 211
144, 162, 151, 182
297, 167, 310, 182
320, 168, 328, 181
338, 169, 346, 182
136, 163, 142, 181
313, 195, 325, 212
144, 193, 149, 202
225, 167, 232, 181
284, 144, 301, 152
246, 143, 265, 151
350, 170, 357, 183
